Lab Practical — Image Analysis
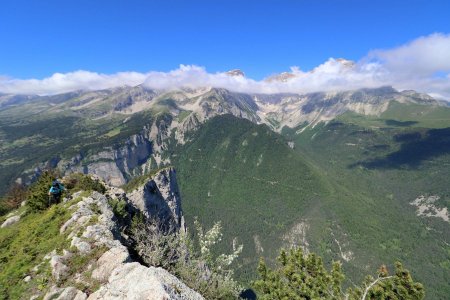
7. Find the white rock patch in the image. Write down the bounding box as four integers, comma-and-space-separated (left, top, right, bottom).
282, 221, 310, 253
1, 215, 20, 228
410, 195, 449, 222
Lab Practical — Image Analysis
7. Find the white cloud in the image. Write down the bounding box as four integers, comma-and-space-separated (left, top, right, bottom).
369, 33, 450, 77
1, 33, 450, 99
0, 71, 147, 95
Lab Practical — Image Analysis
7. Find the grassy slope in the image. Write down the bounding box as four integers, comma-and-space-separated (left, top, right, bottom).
337, 101, 450, 129
0, 204, 73, 299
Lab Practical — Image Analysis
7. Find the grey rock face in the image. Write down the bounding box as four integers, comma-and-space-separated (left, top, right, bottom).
59, 132, 153, 187
127, 167, 183, 228
70, 237, 92, 254
88, 263, 204, 300
44, 286, 87, 300
46, 250, 72, 283
25, 170, 201, 300
91, 246, 130, 282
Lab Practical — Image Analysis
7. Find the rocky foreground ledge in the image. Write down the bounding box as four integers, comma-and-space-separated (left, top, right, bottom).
30, 168, 204, 300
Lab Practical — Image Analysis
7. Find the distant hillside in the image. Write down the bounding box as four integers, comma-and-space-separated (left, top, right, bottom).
171, 113, 450, 299
284, 105, 450, 299
172, 115, 327, 280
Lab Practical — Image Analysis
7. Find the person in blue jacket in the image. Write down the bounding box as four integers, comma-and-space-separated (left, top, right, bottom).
48, 179, 65, 205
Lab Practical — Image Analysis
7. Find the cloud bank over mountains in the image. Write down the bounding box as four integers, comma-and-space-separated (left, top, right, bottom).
1, 33, 449, 99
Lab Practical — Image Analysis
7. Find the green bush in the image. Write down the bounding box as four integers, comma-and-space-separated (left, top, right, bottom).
108, 198, 128, 220
254, 247, 425, 300
26, 172, 105, 213
0, 202, 10, 216
65, 173, 106, 194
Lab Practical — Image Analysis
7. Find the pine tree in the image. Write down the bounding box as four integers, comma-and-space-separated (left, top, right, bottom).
254, 248, 424, 300
255, 248, 345, 299
27, 170, 59, 211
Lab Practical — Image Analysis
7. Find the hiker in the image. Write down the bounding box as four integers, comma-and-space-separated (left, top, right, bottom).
48, 179, 65, 205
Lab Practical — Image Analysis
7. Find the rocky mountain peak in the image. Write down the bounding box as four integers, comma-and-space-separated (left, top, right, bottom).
225, 69, 245, 77
264, 71, 297, 82
335, 58, 356, 68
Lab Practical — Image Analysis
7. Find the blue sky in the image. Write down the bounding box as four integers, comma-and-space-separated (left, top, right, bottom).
1, 0, 449, 79
1, 0, 450, 98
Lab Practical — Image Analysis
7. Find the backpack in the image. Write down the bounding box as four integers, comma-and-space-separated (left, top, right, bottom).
51, 183, 61, 195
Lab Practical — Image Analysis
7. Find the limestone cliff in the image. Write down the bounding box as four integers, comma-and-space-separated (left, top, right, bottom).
60, 132, 153, 187
127, 167, 183, 228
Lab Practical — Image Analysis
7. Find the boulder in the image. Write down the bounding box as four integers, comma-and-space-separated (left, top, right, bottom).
44, 286, 87, 300
70, 237, 92, 254
91, 246, 130, 282
46, 250, 72, 282
88, 262, 204, 300
1, 215, 20, 228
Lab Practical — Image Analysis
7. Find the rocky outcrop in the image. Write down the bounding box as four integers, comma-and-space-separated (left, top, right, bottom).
410, 195, 449, 223
91, 247, 130, 282
44, 286, 87, 300
127, 167, 183, 229
89, 263, 203, 300
46, 250, 73, 283
37, 169, 200, 300
226, 69, 245, 77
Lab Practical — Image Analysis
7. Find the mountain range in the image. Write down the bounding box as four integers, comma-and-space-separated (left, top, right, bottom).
0, 84, 449, 298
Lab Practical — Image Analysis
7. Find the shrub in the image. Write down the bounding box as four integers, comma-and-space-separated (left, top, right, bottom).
27, 170, 60, 212
254, 247, 425, 300
131, 215, 242, 299
132, 215, 184, 270
65, 173, 106, 194
1, 183, 28, 212
108, 198, 129, 220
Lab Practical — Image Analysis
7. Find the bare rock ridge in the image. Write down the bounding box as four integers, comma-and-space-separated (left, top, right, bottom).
34, 168, 203, 300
